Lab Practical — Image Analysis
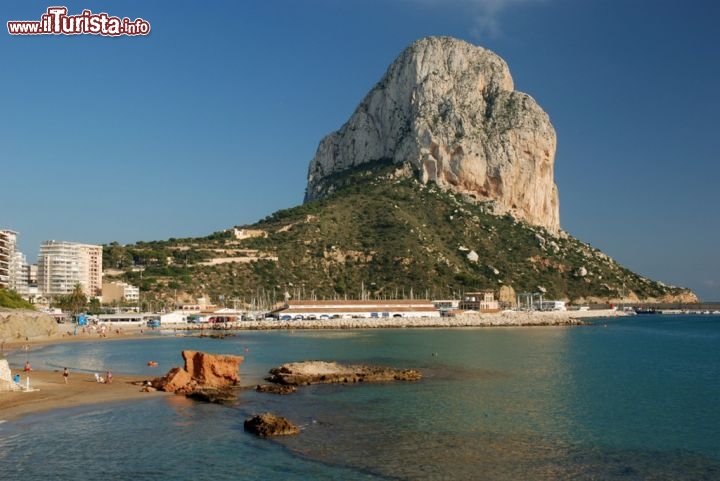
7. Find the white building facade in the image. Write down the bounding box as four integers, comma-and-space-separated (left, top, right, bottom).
9, 251, 29, 295
0, 230, 14, 289
37, 241, 103, 298
0, 230, 29, 294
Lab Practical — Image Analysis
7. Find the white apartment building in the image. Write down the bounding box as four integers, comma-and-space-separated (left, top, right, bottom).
0, 230, 14, 289
9, 251, 29, 295
37, 241, 103, 298
0, 230, 29, 293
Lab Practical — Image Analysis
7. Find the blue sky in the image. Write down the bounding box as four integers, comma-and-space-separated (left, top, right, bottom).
2, 0, 719, 300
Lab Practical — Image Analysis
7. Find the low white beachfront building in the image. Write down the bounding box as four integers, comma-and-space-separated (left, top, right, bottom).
534, 300, 567, 311
271, 299, 441, 320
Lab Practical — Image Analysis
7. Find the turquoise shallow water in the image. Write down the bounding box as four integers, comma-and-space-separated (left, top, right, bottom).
1, 315, 719, 480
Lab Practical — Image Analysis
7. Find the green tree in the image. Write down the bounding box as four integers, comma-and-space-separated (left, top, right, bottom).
87, 297, 102, 315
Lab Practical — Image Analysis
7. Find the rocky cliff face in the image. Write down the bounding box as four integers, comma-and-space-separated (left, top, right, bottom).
306, 36, 560, 232
0, 309, 57, 342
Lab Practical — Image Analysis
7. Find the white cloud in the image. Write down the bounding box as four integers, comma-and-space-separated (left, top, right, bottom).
401, 0, 546, 38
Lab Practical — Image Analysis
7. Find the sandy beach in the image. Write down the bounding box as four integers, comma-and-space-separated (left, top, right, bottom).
0, 309, 623, 423
0, 368, 166, 422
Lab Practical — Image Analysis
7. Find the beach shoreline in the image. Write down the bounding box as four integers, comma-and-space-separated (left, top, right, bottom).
0, 368, 168, 422
0, 309, 623, 423
3, 308, 624, 350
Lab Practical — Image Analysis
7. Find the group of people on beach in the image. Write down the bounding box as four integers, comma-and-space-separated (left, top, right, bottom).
92, 370, 113, 384
59, 367, 111, 384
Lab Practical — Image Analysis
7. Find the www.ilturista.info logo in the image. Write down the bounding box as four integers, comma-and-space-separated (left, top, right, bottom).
7, 7, 150, 36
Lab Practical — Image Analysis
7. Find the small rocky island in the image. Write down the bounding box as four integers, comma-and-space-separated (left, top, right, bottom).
244, 412, 301, 437
265, 360, 422, 386
247, 361, 422, 437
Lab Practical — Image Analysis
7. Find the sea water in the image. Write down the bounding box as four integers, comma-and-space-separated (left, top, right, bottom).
1, 315, 718, 480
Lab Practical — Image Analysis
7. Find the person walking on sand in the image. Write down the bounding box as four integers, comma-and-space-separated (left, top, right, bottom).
63, 367, 69, 383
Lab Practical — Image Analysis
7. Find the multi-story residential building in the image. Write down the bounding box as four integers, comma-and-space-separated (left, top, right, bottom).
0, 229, 29, 293
37, 241, 103, 298
26, 263, 37, 287
0, 230, 15, 289
9, 251, 29, 295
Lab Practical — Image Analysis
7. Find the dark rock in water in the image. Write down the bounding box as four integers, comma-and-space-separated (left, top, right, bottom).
185, 387, 237, 404
244, 412, 300, 437
255, 384, 297, 395
198, 332, 236, 339
266, 360, 422, 386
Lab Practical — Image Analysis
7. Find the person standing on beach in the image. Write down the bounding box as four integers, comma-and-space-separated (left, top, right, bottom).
63, 367, 69, 384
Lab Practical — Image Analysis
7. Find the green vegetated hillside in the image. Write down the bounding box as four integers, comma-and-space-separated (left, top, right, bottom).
103, 163, 694, 309
0, 289, 35, 309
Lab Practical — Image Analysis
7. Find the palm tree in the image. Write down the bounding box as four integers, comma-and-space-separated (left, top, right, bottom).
69, 284, 88, 315
55, 284, 88, 318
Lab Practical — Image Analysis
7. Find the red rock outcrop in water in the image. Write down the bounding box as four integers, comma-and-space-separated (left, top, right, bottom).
153, 350, 243, 394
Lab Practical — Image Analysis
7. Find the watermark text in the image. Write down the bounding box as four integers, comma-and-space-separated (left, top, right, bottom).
8, 7, 151, 36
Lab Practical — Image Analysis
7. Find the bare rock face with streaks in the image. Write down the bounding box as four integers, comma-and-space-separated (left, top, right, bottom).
306, 36, 560, 232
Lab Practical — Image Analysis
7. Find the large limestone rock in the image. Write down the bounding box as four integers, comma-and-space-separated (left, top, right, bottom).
153, 350, 243, 394
306, 36, 560, 232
